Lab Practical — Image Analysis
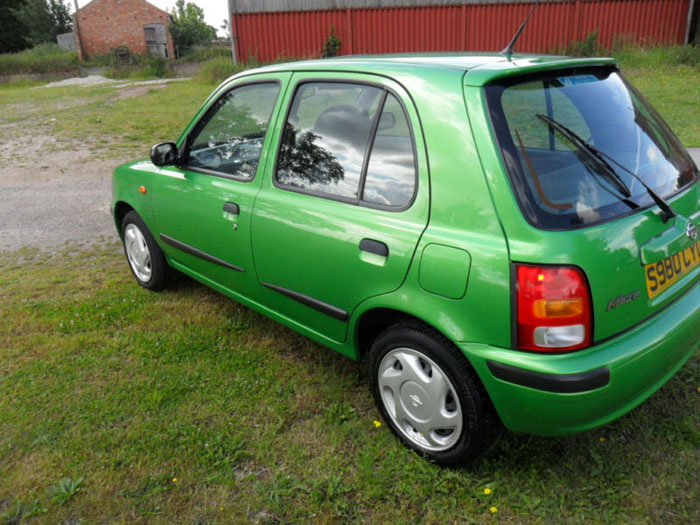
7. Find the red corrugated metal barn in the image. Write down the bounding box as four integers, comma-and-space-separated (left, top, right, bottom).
229, 0, 699, 63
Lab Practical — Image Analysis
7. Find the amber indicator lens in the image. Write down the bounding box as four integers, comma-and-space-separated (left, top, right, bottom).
139, 186, 147, 194
533, 299, 584, 318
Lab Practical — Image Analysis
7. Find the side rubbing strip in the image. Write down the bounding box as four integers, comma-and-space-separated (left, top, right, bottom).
159, 234, 245, 272
261, 282, 349, 322
487, 361, 610, 393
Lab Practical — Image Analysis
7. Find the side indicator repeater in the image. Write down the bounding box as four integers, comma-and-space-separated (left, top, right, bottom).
139, 186, 147, 194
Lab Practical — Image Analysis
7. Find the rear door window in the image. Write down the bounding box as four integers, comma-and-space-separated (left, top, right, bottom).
276, 82, 416, 208
362, 94, 416, 208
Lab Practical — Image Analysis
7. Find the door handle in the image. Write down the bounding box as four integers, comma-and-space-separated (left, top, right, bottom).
360, 238, 389, 257
223, 202, 240, 215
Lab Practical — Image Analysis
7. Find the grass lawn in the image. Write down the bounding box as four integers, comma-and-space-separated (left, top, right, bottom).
1, 63, 699, 523
1, 246, 698, 523
624, 66, 700, 148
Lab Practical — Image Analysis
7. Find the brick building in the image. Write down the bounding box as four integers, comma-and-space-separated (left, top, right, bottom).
74, 0, 175, 60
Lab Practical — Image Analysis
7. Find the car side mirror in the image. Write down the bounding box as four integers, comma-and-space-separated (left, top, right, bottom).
150, 142, 178, 166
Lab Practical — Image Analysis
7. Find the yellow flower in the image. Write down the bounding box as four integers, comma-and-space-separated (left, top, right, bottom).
696, 386, 700, 394
484, 488, 492, 495
373, 420, 382, 428
599, 437, 606, 442
172, 477, 178, 483
220, 507, 224, 512
490, 506, 498, 514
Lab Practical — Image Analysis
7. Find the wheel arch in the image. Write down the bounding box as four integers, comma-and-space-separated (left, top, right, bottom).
113, 201, 135, 237
355, 307, 452, 361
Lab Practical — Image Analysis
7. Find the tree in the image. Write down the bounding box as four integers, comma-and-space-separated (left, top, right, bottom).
16, 0, 72, 47
169, 0, 216, 57
0, 0, 30, 53
220, 18, 230, 40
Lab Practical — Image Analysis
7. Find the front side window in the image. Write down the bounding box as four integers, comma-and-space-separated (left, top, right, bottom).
487, 67, 697, 229
186, 82, 280, 179
276, 82, 417, 207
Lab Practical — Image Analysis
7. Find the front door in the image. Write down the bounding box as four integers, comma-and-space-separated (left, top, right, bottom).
251, 74, 430, 343
150, 74, 289, 301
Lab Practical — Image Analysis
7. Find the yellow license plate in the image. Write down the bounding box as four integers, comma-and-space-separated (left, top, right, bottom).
645, 240, 700, 299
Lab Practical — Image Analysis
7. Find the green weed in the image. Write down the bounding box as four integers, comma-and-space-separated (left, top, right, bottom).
49, 477, 84, 505
0, 499, 46, 524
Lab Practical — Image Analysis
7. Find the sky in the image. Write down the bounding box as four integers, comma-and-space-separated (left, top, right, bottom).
73, 1, 230, 37
149, 0, 229, 34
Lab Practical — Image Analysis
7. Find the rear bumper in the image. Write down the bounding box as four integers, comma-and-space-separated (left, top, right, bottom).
461, 279, 700, 436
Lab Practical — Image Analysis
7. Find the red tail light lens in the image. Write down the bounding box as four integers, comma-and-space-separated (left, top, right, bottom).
516, 264, 592, 352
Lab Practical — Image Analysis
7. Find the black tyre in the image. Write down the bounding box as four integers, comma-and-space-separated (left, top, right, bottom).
368, 322, 502, 466
121, 210, 169, 291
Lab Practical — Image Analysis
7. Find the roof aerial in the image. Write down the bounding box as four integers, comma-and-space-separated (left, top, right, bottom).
500, 1, 540, 60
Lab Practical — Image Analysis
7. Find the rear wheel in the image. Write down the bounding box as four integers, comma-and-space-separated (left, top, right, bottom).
121, 211, 168, 291
368, 322, 501, 466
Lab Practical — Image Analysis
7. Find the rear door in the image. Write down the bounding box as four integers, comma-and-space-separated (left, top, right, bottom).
251, 73, 430, 343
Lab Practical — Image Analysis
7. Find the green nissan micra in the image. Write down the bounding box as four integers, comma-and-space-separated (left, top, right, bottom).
112, 54, 700, 465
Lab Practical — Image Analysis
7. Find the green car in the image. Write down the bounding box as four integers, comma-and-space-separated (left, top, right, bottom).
112, 54, 700, 465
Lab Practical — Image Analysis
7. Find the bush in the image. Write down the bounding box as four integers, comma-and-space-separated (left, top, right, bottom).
563, 29, 599, 57
197, 56, 261, 84
321, 25, 341, 58
103, 56, 174, 80
197, 56, 243, 84
0, 43, 78, 75
614, 44, 700, 71
179, 45, 231, 62
556, 32, 700, 72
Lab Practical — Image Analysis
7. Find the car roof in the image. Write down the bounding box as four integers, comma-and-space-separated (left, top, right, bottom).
238, 53, 618, 87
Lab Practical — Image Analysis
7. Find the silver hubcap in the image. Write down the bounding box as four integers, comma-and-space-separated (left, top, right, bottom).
378, 348, 463, 451
124, 223, 152, 282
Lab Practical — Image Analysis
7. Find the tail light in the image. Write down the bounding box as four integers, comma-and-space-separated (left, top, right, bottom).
515, 264, 592, 352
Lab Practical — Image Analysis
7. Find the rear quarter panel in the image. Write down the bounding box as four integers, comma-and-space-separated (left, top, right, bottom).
350, 67, 511, 351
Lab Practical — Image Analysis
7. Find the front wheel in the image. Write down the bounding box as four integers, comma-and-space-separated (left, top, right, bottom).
121, 210, 168, 291
368, 322, 501, 466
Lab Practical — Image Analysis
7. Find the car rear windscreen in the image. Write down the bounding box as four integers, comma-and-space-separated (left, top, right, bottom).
485, 67, 698, 229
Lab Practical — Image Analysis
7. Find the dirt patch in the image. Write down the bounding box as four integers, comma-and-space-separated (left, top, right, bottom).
38, 75, 117, 88
110, 84, 168, 100
0, 121, 119, 252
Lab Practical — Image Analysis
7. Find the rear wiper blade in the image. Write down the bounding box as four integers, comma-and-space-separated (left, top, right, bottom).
537, 113, 677, 223
589, 145, 679, 224
536, 114, 632, 198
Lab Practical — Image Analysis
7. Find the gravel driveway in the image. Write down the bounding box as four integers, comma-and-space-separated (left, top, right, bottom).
0, 134, 125, 253
0, 80, 175, 254
0, 94, 699, 254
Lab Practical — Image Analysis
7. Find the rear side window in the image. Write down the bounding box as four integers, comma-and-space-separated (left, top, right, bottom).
363, 94, 416, 207
276, 82, 416, 208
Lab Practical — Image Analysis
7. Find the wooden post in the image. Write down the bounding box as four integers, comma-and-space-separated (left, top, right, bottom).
228, 0, 238, 65
73, 0, 85, 61
686, 0, 698, 44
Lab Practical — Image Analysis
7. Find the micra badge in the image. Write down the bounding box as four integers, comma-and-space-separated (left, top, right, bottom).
607, 291, 640, 311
